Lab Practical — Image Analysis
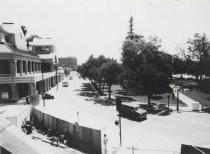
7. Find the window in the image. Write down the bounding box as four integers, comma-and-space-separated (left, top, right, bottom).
5, 35, 10, 43
34, 46, 52, 54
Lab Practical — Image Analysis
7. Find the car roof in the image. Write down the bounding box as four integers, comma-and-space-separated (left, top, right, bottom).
121, 101, 142, 108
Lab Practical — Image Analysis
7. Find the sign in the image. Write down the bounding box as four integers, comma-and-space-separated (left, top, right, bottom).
1, 92, 9, 99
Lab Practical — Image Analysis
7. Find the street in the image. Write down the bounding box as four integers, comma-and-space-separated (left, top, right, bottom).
35, 72, 210, 154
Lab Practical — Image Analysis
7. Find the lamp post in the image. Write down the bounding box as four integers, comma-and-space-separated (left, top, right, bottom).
115, 97, 122, 146
55, 56, 58, 91
176, 88, 181, 112
119, 110, 122, 146
77, 111, 79, 124
42, 71, 45, 107
167, 94, 170, 110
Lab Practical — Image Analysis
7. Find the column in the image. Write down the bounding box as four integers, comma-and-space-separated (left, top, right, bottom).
34, 62, 36, 73
38, 63, 41, 73
36, 63, 39, 73
9, 60, 17, 76
10, 83, 19, 101
25, 61, 28, 75
30, 62, 32, 74
29, 82, 37, 96
33, 62, 35, 73
20, 60, 23, 75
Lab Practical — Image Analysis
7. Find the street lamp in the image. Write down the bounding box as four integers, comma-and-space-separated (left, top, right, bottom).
42, 71, 45, 107
115, 97, 122, 146
77, 111, 79, 124
176, 88, 181, 112
55, 56, 58, 91
167, 94, 170, 111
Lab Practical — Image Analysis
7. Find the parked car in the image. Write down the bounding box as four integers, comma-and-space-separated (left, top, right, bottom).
62, 81, 69, 87
42, 93, 54, 99
118, 101, 147, 120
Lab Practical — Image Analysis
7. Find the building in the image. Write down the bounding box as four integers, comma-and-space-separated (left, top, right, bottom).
0, 23, 64, 103
58, 57, 77, 69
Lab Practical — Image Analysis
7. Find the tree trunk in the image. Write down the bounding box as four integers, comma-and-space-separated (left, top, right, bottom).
108, 84, 112, 100
102, 83, 105, 92
147, 94, 151, 106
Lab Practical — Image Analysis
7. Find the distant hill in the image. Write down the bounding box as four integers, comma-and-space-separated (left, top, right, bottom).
58, 57, 77, 68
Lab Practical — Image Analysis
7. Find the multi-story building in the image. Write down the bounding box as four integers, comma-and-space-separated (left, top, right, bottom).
58, 57, 77, 69
0, 23, 64, 103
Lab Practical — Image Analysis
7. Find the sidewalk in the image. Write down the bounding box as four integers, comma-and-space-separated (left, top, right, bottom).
170, 85, 202, 111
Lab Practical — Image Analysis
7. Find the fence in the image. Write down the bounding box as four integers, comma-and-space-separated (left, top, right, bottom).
30, 107, 102, 154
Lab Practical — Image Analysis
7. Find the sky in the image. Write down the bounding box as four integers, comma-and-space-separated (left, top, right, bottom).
0, 0, 210, 64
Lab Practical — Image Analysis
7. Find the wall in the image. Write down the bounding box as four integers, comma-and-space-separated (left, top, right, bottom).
31, 107, 102, 154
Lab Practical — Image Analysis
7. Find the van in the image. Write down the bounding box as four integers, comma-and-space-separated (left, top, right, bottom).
118, 101, 147, 120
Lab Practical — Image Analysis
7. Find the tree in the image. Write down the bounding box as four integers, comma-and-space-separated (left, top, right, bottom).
21, 25, 27, 36
187, 33, 210, 80
26, 35, 40, 49
101, 60, 122, 99
121, 18, 173, 105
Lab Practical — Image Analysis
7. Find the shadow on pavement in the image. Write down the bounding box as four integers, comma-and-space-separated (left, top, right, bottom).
75, 83, 115, 106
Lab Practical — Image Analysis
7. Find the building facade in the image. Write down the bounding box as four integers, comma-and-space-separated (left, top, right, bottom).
0, 23, 64, 103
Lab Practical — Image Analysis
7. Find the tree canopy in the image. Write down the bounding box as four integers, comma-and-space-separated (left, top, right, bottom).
77, 55, 122, 99
121, 17, 172, 105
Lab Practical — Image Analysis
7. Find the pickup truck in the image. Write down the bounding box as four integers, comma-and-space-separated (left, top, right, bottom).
117, 102, 147, 120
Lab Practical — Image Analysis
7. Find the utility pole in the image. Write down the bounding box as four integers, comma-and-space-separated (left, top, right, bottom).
77, 111, 79, 124
167, 94, 170, 110
55, 56, 58, 91
119, 109, 122, 146
176, 89, 179, 112
116, 97, 122, 146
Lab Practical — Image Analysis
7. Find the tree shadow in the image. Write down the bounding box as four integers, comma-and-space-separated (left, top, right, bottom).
114, 89, 142, 97
75, 83, 115, 106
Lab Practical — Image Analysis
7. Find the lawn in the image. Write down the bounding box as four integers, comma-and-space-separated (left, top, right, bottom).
183, 90, 210, 107
111, 85, 187, 107
77, 82, 187, 107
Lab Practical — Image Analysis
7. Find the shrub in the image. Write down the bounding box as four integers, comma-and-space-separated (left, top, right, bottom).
199, 79, 210, 94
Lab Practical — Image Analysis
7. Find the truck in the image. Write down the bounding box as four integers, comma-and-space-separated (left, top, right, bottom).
117, 101, 147, 120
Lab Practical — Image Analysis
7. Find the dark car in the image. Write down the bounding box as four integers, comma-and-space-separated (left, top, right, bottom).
42, 93, 54, 99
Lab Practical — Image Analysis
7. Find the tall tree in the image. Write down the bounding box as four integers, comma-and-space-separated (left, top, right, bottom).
187, 33, 210, 80
26, 34, 40, 49
121, 19, 172, 105
21, 25, 27, 36
128, 16, 134, 37
101, 60, 122, 99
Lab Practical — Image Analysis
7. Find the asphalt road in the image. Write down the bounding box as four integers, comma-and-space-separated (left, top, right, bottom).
35, 72, 210, 154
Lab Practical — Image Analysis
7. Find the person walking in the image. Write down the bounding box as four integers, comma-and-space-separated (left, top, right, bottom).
103, 134, 108, 154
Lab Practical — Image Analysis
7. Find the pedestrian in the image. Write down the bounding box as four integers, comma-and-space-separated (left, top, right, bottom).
103, 134, 108, 153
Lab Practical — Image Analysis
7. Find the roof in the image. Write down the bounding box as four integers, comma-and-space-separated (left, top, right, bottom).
122, 101, 142, 108
0, 43, 12, 53
0, 23, 18, 34
0, 43, 39, 58
31, 38, 55, 46
38, 53, 56, 60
